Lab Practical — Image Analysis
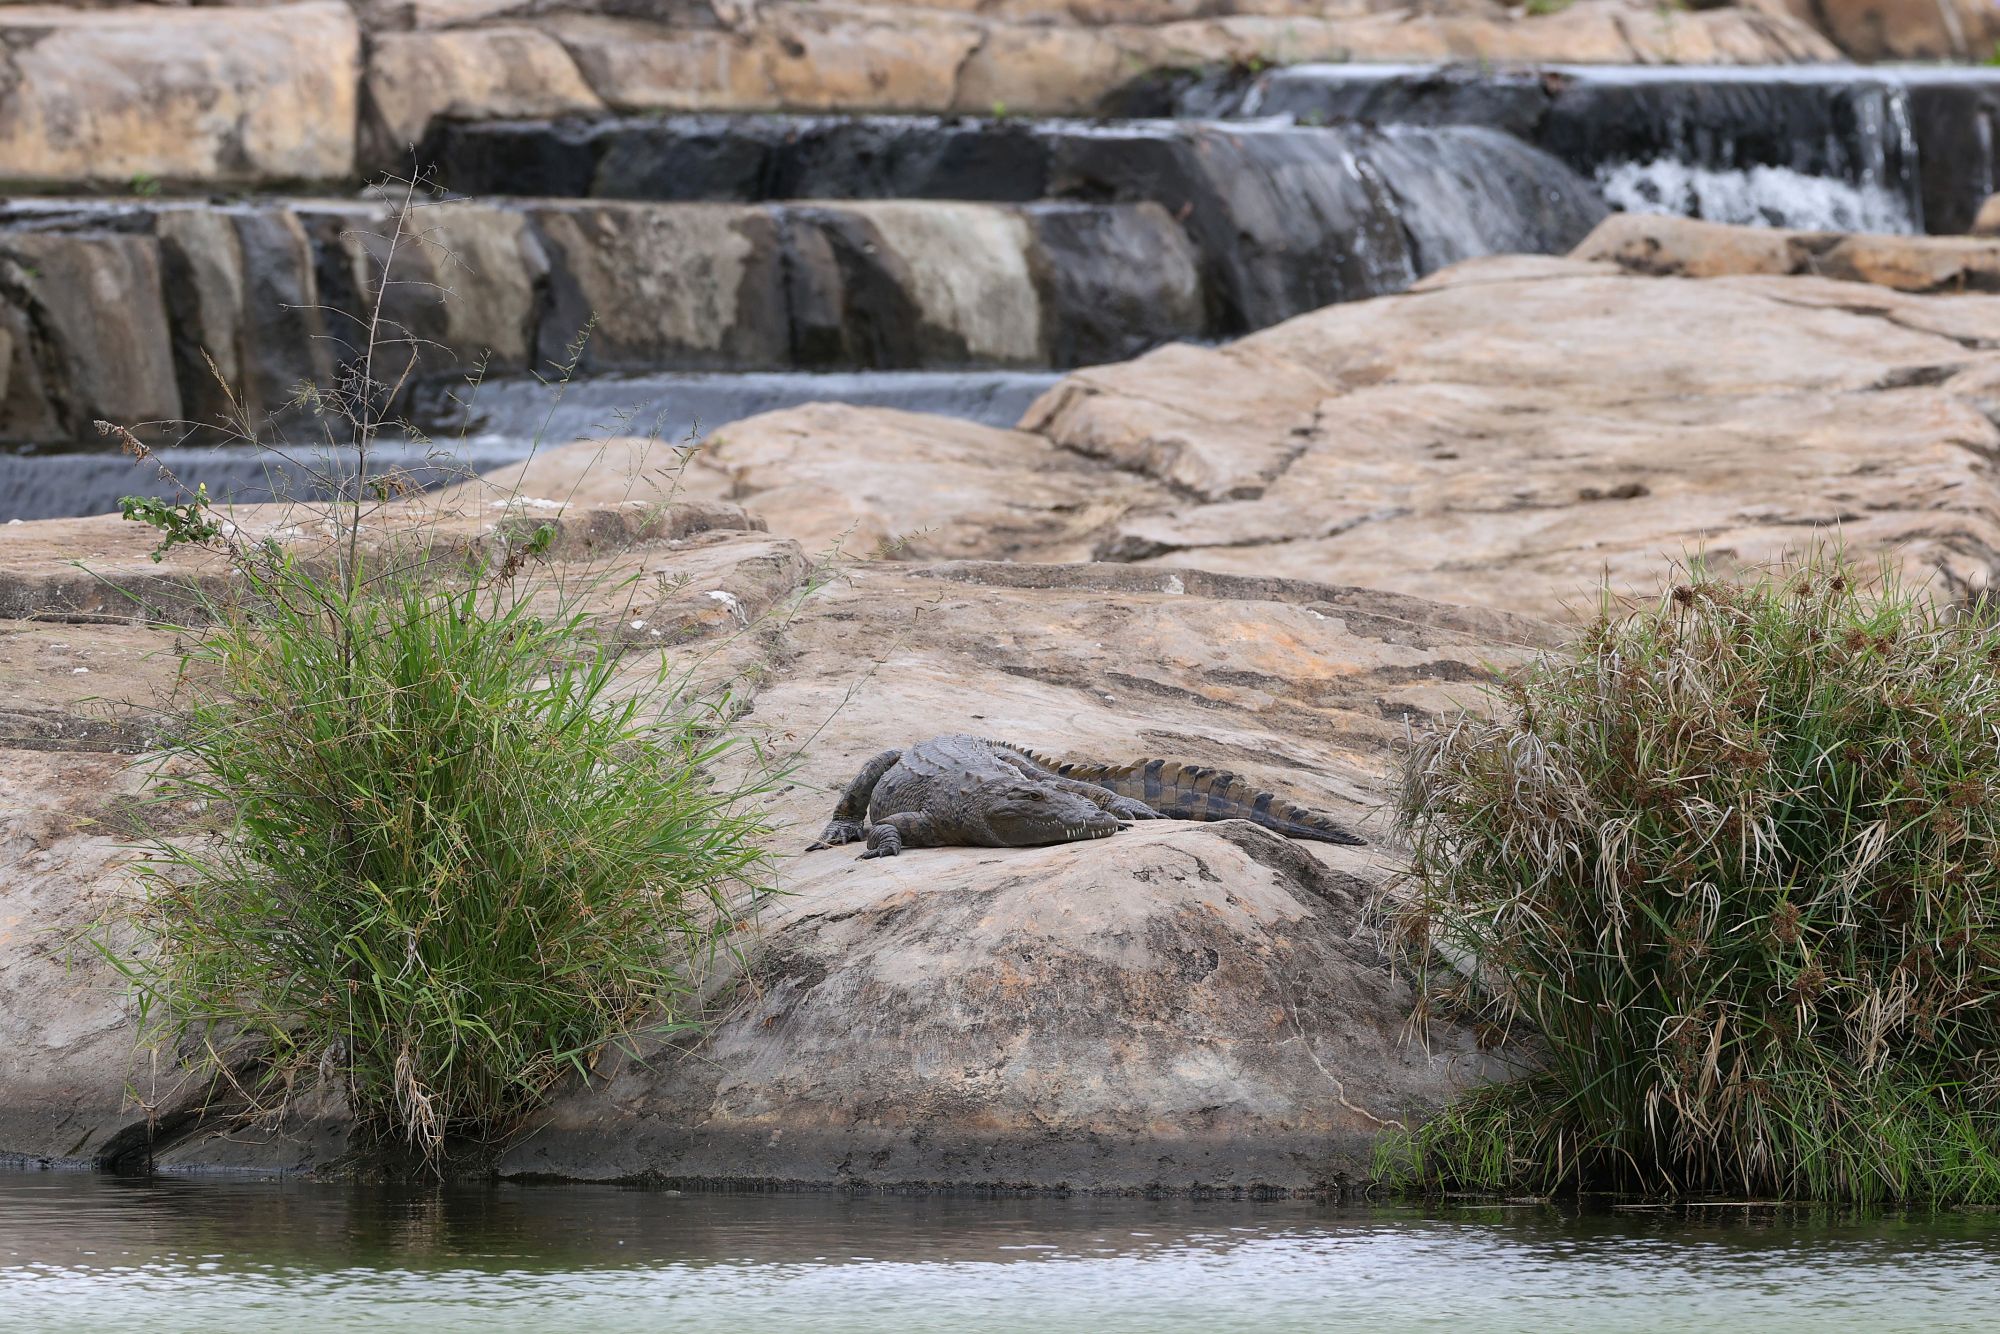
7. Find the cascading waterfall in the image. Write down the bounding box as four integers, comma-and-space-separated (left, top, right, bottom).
1537, 69, 1926, 233
1216, 63, 2000, 236
1044, 119, 1607, 329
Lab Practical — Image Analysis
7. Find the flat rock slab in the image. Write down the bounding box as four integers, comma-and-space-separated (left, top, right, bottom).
1574, 213, 2000, 292
1057, 258, 2000, 615
527, 248, 2000, 622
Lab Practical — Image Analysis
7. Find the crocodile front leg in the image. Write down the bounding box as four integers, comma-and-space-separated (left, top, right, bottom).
807, 748, 903, 850
1064, 780, 1164, 822
859, 810, 940, 859
992, 750, 1162, 821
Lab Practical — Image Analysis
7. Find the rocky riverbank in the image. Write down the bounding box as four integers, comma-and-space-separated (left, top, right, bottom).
9, 227, 2000, 1190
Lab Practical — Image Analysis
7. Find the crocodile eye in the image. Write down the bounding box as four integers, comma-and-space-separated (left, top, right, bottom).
1027, 791, 1045, 801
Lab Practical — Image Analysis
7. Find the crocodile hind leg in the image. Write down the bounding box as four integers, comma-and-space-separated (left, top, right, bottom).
807, 748, 902, 850
859, 810, 940, 860
993, 749, 1163, 822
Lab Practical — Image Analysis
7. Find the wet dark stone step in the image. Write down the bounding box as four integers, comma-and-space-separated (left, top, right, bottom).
422, 114, 1607, 333
425, 115, 1057, 205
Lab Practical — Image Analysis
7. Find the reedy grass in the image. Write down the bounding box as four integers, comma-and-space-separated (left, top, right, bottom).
118, 551, 776, 1161
1386, 553, 2000, 1202
96, 180, 785, 1166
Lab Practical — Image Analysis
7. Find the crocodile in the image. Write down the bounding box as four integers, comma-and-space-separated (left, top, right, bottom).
806, 734, 1364, 859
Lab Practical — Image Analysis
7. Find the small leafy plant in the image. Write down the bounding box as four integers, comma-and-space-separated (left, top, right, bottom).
119, 486, 225, 561
1387, 554, 2000, 1202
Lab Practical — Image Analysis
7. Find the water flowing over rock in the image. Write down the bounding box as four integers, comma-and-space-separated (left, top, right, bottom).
1223, 64, 2000, 236
0, 114, 1607, 464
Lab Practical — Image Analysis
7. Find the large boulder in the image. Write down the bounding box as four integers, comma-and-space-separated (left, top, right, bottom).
0, 3, 360, 188
492, 558, 1547, 1191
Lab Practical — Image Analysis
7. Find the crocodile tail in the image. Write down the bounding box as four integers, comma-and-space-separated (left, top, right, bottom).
1024, 751, 1366, 847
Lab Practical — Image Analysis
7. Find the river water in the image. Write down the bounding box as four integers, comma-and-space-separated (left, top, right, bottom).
4, 1172, 1997, 1333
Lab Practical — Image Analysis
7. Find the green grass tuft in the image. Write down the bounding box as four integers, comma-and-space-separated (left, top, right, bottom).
115, 552, 776, 1162
1391, 553, 2000, 1202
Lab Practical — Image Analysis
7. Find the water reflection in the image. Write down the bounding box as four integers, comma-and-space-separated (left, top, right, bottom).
3, 1172, 1997, 1332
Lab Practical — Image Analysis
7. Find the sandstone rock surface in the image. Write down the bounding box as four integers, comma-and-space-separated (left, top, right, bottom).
503, 236, 2000, 622
497, 559, 1543, 1190
0, 3, 360, 188
1574, 213, 2000, 292
355, 1, 1837, 169
1809, 0, 1999, 60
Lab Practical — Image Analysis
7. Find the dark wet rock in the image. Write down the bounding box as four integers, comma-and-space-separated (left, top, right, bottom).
425, 117, 606, 198
1905, 77, 2000, 237
1047, 121, 1605, 335
0, 230, 181, 443
230, 209, 345, 437
1236, 62, 1558, 140
1025, 203, 1205, 368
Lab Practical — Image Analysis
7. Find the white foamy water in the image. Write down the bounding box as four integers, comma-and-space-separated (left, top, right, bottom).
1596, 158, 1919, 234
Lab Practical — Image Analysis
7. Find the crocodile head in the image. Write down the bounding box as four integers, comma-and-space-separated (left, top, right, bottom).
982, 782, 1123, 847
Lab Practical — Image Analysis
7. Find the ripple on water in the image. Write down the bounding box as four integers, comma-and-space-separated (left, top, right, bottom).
2, 1172, 1997, 1333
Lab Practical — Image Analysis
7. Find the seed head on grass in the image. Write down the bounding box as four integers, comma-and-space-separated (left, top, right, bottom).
1386, 552, 2000, 1203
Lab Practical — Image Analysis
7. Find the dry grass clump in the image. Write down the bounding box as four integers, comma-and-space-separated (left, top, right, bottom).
1386, 555, 2000, 1201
